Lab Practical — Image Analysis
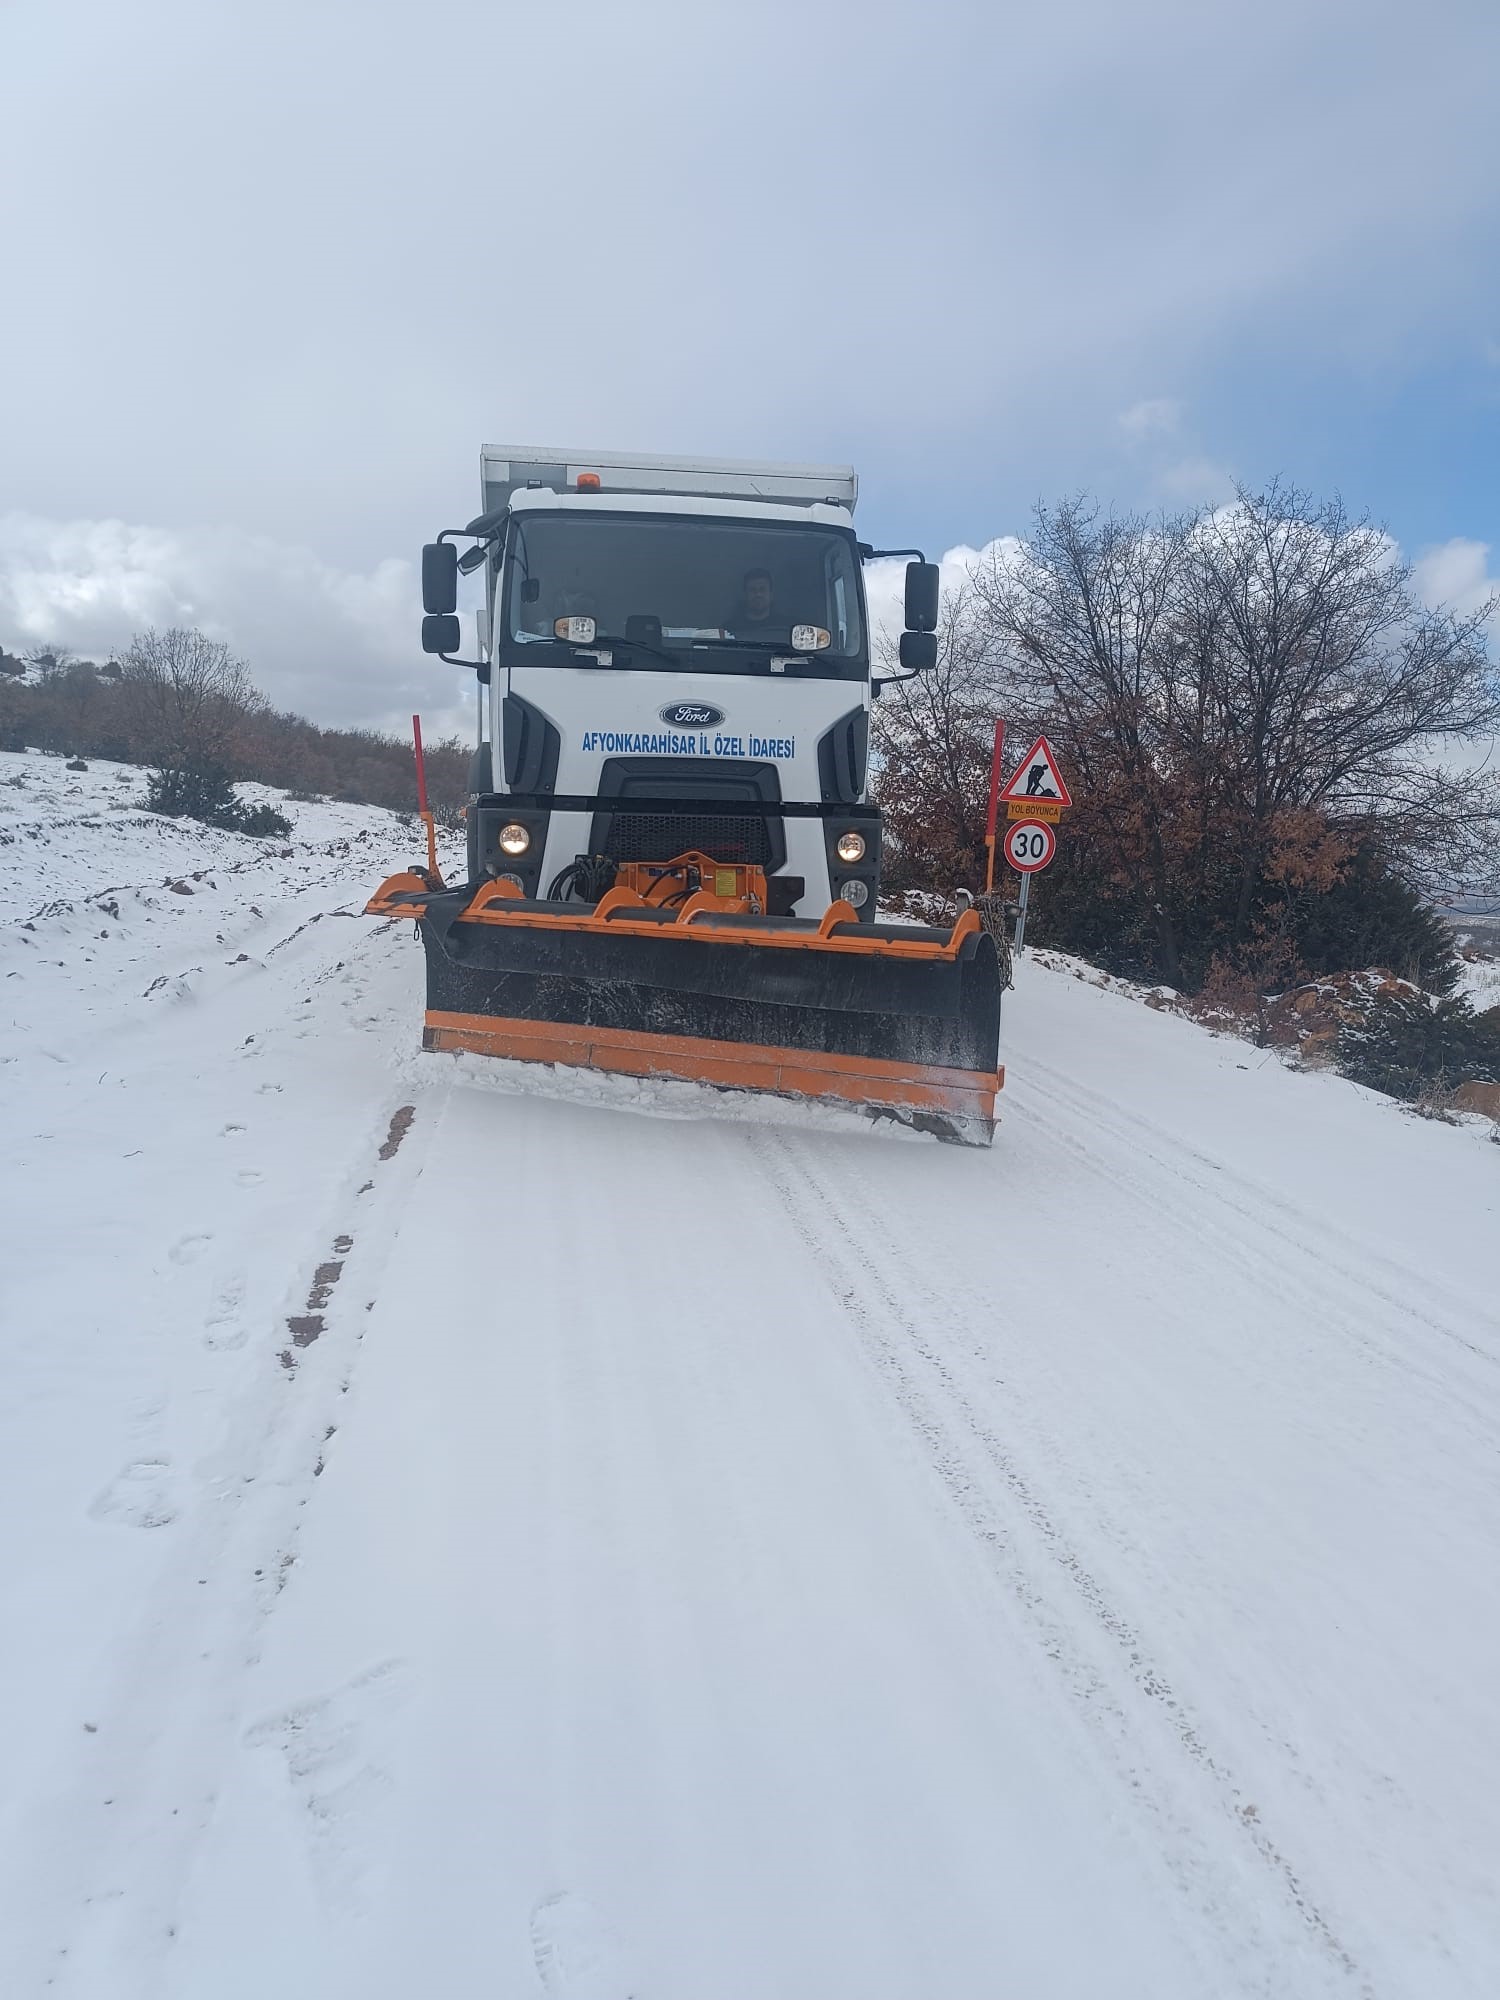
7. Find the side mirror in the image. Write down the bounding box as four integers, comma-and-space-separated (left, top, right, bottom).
422, 542, 458, 614
898, 630, 937, 672
422, 613, 461, 655
904, 560, 940, 633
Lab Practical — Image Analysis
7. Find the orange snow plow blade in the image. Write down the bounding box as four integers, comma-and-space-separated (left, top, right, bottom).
368, 859, 1004, 1143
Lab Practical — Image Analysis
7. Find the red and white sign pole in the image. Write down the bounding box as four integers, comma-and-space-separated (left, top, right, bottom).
412, 712, 429, 815
983, 718, 1006, 893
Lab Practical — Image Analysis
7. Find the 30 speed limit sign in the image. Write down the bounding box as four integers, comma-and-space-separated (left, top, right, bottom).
1002, 817, 1056, 873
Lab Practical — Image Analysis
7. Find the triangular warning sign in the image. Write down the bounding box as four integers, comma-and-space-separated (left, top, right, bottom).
999, 734, 1072, 808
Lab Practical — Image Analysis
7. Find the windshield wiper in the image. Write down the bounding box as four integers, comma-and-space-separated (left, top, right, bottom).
692, 636, 801, 654
575, 632, 681, 668
693, 636, 847, 667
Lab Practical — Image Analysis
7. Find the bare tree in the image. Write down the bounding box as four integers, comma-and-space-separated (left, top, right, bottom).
969, 498, 1197, 978
26, 643, 73, 671
1183, 484, 1500, 912
870, 581, 1011, 889
52, 659, 108, 748
966, 486, 1500, 983
119, 627, 262, 770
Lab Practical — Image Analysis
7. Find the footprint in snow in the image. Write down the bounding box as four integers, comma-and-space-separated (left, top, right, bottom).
235, 1168, 265, 1188
530, 1894, 640, 1999
169, 1233, 212, 1265
88, 1459, 178, 1528
244, 1660, 410, 1917
205, 1280, 248, 1350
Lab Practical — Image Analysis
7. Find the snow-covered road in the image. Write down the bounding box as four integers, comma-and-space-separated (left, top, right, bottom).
2, 753, 1498, 1999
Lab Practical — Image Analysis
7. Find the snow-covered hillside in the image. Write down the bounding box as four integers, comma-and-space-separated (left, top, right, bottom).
1455, 946, 1500, 1012
2, 747, 1498, 2000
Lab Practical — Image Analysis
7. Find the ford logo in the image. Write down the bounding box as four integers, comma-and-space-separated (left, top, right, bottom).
660, 701, 724, 728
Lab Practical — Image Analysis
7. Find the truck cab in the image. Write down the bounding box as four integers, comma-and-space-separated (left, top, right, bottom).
421, 447, 939, 919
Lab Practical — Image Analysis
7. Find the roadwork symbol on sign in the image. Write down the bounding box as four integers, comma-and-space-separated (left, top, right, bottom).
1002, 818, 1057, 873
999, 735, 1072, 809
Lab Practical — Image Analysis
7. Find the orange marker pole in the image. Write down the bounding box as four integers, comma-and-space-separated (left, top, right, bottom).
413, 713, 442, 885
984, 718, 1006, 893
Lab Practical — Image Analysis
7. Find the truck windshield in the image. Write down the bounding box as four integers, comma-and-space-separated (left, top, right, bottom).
501, 512, 866, 674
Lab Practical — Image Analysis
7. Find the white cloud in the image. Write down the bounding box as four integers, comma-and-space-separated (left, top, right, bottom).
0, 512, 472, 739
862, 541, 1019, 652
1157, 455, 1236, 505
1117, 398, 1182, 445
1113, 397, 1235, 506
1409, 542, 1500, 782
7, 0, 1498, 571
1413, 538, 1500, 620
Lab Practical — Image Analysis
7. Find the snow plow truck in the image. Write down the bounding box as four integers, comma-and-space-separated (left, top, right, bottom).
368, 446, 1004, 1143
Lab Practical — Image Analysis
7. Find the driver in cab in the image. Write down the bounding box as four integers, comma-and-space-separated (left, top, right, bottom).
729, 567, 786, 644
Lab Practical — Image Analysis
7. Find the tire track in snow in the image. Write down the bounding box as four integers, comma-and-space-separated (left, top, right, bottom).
746, 1126, 1374, 2000
1011, 1056, 1500, 1423
1022, 1052, 1498, 1359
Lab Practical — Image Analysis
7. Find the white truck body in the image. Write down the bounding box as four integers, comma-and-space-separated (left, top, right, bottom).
381, 451, 1001, 1143
469, 449, 878, 917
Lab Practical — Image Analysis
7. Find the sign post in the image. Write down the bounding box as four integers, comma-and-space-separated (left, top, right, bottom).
997, 737, 1071, 958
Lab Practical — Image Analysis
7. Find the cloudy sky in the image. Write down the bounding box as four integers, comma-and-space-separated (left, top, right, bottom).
4, 0, 1498, 737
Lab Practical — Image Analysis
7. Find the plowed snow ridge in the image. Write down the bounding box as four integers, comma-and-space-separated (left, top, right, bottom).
1, 749, 1497, 2000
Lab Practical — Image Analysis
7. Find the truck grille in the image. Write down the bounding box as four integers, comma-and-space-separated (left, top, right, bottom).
603, 811, 776, 867
589, 756, 787, 873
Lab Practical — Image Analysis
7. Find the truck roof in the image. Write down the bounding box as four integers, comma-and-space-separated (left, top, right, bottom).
505, 489, 856, 530
480, 445, 858, 518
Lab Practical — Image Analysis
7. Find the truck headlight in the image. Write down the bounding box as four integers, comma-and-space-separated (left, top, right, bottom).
835, 830, 866, 864
498, 822, 532, 856
840, 879, 870, 907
